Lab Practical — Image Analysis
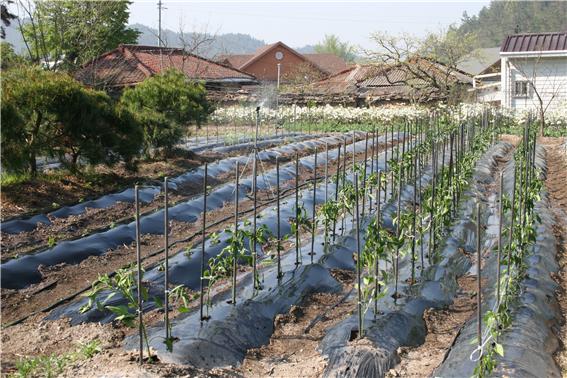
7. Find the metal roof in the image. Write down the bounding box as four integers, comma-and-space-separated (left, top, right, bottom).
501, 32, 567, 53
457, 47, 501, 75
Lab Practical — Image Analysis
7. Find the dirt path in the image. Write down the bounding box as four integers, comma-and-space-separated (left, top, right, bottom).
540, 137, 567, 375
229, 269, 356, 377
386, 276, 477, 377
384, 136, 519, 377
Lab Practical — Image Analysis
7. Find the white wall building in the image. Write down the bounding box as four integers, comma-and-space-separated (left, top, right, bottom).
458, 47, 502, 105
500, 32, 567, 112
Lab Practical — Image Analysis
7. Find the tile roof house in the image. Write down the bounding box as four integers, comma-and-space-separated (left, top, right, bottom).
218, 41, 350, 82
500, 31, 567, 111
309, 64, 385, 95
304, 59, 473, 105
75, 44, 258, 93
275, 65, 376, 106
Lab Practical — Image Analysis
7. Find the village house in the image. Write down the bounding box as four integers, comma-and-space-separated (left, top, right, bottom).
459, 47, 502, 105
218, 41, 350, 83
470, 32, 567, 109
295, 59, 473, 106
500, 31, 567, 112
74, 44, 258, 97
356, 59, 473, 105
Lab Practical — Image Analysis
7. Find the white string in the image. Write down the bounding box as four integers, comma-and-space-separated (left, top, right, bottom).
469, 268, 511, 362
469, 327, 494, 362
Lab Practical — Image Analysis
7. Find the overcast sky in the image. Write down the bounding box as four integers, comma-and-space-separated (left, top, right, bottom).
129, 1, 491, 49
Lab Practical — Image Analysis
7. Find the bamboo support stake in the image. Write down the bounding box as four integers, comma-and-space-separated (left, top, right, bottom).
295, 153, 301, 266
354, 174, 362, 338
401, 120, 407, 184
252, 154, 258, 289
135, 186, 143, 364
352, 131, 356, 172
384, 123, 388, 193
411, 151, 417, 284
370, 131, 376, 203
310, 149, 318, 264
332, 145, 341, 242
374, 171, 382, 319
199, 165, 208, 320
497, 171, 503, 306
394, 166, 402, 299
506, 167, 517, 300
362, 132, 369, 216
325, 142, 329, 203
341, 140, 347, 234
231, 162, 240, 305
164, 177, 171, 335
276, 158, 282, 279
476, 203, 482, 348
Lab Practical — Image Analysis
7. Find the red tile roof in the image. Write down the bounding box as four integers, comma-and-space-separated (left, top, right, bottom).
240, 41, 308, 71
501, 32, 567, 53
75, 44, 257, 89
303, 53, 350, 75
219, 54, 253, 69
218, 41, 350, 75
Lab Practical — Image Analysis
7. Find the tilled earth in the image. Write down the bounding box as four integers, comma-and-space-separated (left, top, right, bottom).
0, 135, 414, 377
1, 135, 322, 261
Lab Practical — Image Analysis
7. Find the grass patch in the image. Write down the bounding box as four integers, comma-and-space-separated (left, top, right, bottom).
0, 171, 70, 188
10, 340, 101, 378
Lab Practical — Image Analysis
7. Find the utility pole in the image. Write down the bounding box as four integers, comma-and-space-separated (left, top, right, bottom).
276, 63, 281, 108
158, 0, 163, 47
157, 0, 165, 69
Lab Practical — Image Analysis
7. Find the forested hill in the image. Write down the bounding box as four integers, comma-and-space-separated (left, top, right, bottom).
456, 1, 567, 48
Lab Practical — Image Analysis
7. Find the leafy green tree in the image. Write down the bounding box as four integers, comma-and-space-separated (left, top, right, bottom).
456, 1, 567, 48
314, 34, 357, 62
368, 29, 475, 103
0, 41, 25, 69
1, 66, 143, 173
19, 0, 139, 70
120, 69, 213, 158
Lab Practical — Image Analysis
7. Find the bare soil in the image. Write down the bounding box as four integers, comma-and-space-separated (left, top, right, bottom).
0, 188, 275, 325
385, 134, 519, 377
1, 149, 214, 221
228, 269, 356, 377
1, 137, 396, 326
0, 308, 237, 378
0, 238, 352, 378
0, 134, 397, 378
539, 137, 567, 375
0, 133, 362, 262
385, 275, 478, 377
